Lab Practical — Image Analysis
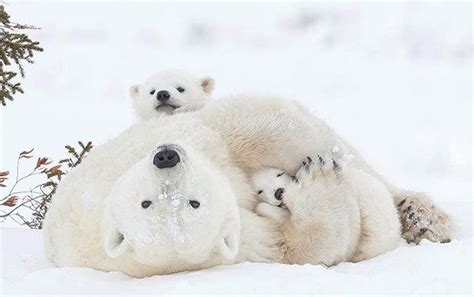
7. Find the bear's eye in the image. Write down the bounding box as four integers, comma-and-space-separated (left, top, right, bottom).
141, 200, 152, 209
277, 172, 284, 177
176, 86, 185, 93
150, 89, 156, 95
257, 190, 263, 195
189, 200, 200, 209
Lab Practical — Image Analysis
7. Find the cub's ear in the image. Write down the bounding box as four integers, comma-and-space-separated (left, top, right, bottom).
200, 77, 215, 94
129, 84, 140, 99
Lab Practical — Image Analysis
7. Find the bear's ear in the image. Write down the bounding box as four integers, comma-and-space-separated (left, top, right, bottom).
104, 226, 131, 258
129, 84, 140, 99
200, 77, 215, 94
217, 219, 239, 260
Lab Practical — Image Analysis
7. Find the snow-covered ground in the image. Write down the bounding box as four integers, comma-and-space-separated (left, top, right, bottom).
0, 1, 472, 295
1, 228, 472, 294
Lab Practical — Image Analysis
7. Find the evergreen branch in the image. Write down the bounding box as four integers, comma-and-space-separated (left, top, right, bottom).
0, 4, 43, 105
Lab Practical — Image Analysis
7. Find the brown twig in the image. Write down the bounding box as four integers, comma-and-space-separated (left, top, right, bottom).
0, 141, 93, 228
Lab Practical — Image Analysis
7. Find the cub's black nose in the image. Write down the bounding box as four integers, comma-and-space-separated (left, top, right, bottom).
153, 149, 180, 169
274, 188, 284, 200
156, 90, 170, 102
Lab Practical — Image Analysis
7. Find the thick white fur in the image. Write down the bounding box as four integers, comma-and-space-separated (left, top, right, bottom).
130, 70, 214, 120
43, 94, 452, 277
197, 95, 452, 244
43, 115, 282, 277
251, 162, 400, 265
283, 159, 400, 265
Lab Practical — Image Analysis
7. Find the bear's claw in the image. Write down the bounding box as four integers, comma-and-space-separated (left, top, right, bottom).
317, 155, 325, 165
396, 193, 453, 245
297, 155, 343, 179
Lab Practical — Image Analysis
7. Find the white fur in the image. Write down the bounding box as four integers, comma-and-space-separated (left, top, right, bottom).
130, 70, 214, 120
255, 202, 289, 224
43, 94, 451, 277
43, 115, 281, 277
251, 161, 400, 265
282, 159, 400, 265
197, 95, 452, 243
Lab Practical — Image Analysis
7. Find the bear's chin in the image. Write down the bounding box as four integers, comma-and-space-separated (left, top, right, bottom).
156, 104, 178, 115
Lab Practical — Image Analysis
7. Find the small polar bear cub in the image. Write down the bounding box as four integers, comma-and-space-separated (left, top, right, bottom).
251, 168, 293, 224
129, 70, 215, 120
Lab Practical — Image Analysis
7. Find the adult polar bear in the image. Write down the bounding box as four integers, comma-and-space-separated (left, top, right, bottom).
43, 95, 452, 277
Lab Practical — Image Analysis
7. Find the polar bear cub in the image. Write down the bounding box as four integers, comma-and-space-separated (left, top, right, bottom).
129, 70, 215, 120
251, 156, 401, 265
251, 168, 292, 224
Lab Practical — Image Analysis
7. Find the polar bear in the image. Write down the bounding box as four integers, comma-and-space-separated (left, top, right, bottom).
43, 94, 452, 277
44, 115, 282, 277
197, 95, 452, 245
250, 168, 292, 223
129, 70, 214, 120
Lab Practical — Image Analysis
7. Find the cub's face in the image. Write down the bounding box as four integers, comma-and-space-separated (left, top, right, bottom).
251, 168, 293, 207
129, 70, 214, 120
102, 143, 239, 269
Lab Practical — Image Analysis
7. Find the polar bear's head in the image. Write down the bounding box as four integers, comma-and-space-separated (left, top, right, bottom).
251, 168, 293, 207
129, 70, 214, 120
102, 143, 240, 271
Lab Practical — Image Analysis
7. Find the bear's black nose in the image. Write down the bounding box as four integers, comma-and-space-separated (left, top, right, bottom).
156, 90, 170, 102
274, 188, 284, 200
153, 149, 180, 169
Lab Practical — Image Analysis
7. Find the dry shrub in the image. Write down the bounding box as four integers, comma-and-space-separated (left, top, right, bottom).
0, 141, 92, 228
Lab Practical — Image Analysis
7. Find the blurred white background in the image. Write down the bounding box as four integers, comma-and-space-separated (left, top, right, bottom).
0, 1, 472, 219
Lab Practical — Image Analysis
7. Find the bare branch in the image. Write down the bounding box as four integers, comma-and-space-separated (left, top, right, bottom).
0, 141, 93, 228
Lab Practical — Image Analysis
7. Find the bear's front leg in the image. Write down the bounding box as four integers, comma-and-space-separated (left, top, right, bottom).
395, 192, 452, 244
284, 156, 345, 221
256, 202, 289, 224
281, 156, 360, 266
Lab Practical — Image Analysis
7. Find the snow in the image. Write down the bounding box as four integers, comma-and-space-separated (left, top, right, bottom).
0, 1, 472, 295
1, 228, 472, 294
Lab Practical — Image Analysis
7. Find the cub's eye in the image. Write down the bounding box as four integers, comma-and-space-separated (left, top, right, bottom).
277, 172, 284, 177
141, 200, 152, 209
189, 200, 200, 209
176, 86, 185, 93
257, 190, 263, 195
150, 89, 156, 95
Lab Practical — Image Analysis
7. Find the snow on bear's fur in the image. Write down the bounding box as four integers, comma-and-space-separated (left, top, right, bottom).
43, 94, 453, 277
129, 70, 214, 120
102, 143, 241, 268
